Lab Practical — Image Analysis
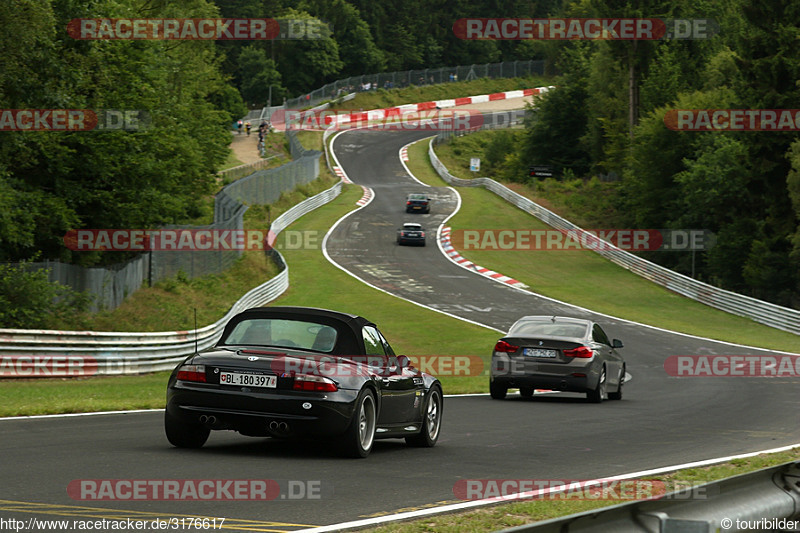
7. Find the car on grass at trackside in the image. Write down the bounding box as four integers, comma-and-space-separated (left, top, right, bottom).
165, 306, 443, 458
489, 315, 625, 403
397, 222, 426, 246
405, 193, 431, 213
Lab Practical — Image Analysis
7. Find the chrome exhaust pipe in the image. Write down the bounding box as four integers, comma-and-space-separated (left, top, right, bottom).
278, 422, 288, 431
199, 415, 208, 423
269, 421, 279, 430
207, 416, 217, 425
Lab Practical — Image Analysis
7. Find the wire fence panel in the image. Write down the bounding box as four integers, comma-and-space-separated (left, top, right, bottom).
284, 60, 546, 110
4, 131, 321, 313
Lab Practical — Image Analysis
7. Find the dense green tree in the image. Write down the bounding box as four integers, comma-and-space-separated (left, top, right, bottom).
238, 45, 285, 106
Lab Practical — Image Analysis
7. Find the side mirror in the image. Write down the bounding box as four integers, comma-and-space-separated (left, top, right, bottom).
612, 339, 624, 349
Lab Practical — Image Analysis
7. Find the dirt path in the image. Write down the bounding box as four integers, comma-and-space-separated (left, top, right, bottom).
229, 131, 263, 165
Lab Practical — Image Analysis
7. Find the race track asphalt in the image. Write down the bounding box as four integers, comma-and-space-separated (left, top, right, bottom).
1, 127, 797, 532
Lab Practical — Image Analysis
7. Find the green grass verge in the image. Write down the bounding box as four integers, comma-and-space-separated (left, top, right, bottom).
357, 447, 800, 532
406, 139, 800, 353
433, 130, 620, 229
0, 172, 499, 415
320, 76, 552, 111
0, 372, 172, 417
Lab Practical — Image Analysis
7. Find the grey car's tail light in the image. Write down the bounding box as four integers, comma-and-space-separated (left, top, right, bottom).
494, 340, 519, 353
563, 346, 593, 358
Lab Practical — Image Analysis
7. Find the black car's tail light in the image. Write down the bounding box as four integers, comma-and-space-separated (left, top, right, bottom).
177, 364, 206, 383
292, 374, 338, 392
494, 340, 519, 353
563, 346, 593, 358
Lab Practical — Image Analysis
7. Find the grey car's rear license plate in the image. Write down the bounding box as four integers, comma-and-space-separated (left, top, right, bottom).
523, 348, 557, 358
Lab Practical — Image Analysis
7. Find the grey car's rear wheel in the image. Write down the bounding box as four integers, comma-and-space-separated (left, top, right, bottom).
587, 367, 607, 403
519, 386, 535, 398
490, 381, 507, 400
342, 388, 377, 458
164, 411, 210, 448
609, 366, 624, 400
406, 386, 442, 447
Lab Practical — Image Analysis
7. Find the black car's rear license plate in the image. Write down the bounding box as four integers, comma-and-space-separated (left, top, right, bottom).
523, 348, 557, 358
219, 372, 277, 388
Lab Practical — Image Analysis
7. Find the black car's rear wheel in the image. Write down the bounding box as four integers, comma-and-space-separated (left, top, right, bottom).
406, 385, 442, 447
164, 411, 210, 448
490, 381, 507, 400
587, 367, 607, 403
342, 388, 377, 458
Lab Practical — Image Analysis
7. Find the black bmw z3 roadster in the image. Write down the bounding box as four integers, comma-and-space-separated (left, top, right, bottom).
165, 306, 443, 457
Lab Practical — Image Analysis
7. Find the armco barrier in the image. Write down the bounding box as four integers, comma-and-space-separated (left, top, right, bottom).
496, 461, 800, 533
428, 138, 800, 335
0, 181, 343, 377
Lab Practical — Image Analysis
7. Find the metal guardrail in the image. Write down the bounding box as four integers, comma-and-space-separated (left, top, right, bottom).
0, 181, 344, 376
428, 138, 800, 335
496, 461, 800, 532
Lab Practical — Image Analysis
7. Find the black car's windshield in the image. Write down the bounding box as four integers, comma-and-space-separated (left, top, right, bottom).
221, 318, 338, 353
509, 321, 588, 339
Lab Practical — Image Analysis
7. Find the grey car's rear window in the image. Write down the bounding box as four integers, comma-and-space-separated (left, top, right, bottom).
509, 322, 588, 338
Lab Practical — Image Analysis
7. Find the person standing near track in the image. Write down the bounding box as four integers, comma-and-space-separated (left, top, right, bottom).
245, 121, 251, 136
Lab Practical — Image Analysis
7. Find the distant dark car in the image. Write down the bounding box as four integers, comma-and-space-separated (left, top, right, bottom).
489, 316, 625, 403
165, 306, 443, 457
397, 222, 426, 246
406, 193, 431, 213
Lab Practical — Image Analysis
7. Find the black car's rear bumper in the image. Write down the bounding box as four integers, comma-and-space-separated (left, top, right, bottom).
397, 237, 426, 245
166, 382, 360, 437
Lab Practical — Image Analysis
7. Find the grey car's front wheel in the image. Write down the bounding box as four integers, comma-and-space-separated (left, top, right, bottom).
587, 367, 607, 403
608, 366, 624, 400
342, 388, 377, 458
406, 386, 442, 447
